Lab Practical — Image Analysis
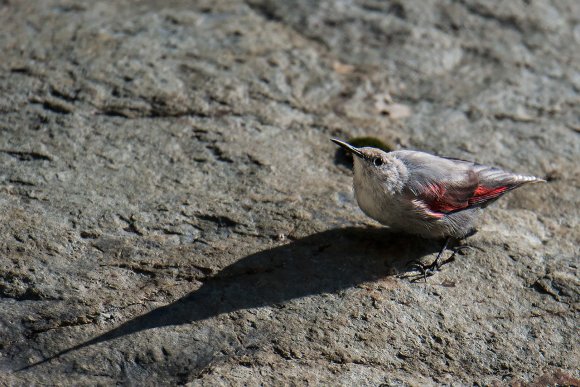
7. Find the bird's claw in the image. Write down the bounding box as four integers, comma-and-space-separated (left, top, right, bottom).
398, 253, 458, 282
397, 238, 476, 282
397, 262, 436, 282
409, 262, 437, 282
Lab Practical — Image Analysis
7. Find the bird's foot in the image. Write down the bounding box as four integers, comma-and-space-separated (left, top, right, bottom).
401, 244, 477, 282
403, 254, 456, 282
398, 238, 478, 282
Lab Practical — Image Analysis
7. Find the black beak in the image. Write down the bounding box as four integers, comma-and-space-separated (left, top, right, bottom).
331, 139, 364, 159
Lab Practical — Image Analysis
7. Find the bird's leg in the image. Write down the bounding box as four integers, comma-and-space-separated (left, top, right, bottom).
432, 237, 451, 270
402, 237, 453, 282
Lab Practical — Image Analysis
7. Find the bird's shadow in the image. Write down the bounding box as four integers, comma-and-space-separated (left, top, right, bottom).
16, 226, 439, 371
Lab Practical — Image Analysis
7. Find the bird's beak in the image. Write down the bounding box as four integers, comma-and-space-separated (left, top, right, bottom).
331, 139, 364, 159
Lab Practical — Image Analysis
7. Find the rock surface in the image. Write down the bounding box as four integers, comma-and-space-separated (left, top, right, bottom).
0, 0, 578, 385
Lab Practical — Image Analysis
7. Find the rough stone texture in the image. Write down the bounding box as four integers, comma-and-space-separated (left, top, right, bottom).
0, 0, 578, 385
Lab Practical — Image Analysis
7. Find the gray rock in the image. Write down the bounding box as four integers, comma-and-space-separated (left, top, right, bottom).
0, 0, 578, 385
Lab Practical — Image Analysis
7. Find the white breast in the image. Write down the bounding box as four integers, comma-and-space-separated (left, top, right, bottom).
353, 171, 404, 229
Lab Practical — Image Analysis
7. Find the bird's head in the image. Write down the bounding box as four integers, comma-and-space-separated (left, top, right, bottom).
331, 139, 398, 187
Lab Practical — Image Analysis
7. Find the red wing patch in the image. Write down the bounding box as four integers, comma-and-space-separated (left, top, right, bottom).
420, 184, 509, 215
429, 196, 468, 213
423, 183, 470, 213
468, 186, 508, 206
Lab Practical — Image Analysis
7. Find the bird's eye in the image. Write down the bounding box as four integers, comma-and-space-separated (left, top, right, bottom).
373, 157, 383, 167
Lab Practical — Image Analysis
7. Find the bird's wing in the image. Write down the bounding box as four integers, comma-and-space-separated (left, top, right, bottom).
467, 164, 544, 206
394, 151, 542, 217
396, 151, 478, 215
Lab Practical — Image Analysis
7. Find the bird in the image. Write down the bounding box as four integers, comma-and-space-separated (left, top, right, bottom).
331, 138, 545, 276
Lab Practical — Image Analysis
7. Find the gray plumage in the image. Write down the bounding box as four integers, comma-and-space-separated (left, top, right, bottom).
332, 139, 544, 239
